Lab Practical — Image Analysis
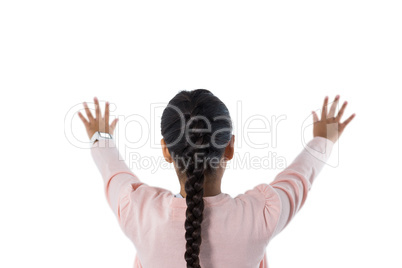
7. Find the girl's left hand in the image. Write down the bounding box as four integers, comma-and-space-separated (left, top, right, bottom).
78, 96, 119, 140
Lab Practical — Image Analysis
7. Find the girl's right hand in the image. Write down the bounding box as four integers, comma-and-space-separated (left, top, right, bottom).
312, 95, 355, 143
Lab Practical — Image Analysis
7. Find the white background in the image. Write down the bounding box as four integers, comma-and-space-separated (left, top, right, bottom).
1, 1, 401, 267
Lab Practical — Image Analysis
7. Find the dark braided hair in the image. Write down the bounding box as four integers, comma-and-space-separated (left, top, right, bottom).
161, 89, 233, 268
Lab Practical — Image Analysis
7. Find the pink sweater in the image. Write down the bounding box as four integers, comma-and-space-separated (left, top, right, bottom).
91, 136, 334, 268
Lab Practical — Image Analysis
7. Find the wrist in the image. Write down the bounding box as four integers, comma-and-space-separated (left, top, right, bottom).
314, 135, 336, 144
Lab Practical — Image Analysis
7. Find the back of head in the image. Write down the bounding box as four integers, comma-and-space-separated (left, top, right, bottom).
161, 89, 233, 268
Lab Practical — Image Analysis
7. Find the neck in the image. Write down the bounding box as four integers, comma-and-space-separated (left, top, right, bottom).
179, 178, 222, 198
177, 161, 226, 198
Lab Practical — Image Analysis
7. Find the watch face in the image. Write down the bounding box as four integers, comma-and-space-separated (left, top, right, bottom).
100, 132, 112, 138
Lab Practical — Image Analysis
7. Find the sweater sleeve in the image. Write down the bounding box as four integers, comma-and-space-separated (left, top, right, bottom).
253, 136, 334, 241
270, 136, 334, 238
90, 138, 147, 227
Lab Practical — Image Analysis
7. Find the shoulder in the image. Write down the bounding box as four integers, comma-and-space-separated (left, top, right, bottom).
125, 183, 174, 223
131, 183, 174, 202
238, 183, 282, 230
236, 183, 281, 208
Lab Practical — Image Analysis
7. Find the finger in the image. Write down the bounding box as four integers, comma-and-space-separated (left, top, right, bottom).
328, 95, 340, 118
78, 112, 89, 126
83, 102, 94, 121
94, 97, 101, 119
341, 113, 356, 128
105, 101, 110, 127
336, 101, 348, 122
321, 96, 328, 120
110, 118, 119, 134
312, 111, 319, 123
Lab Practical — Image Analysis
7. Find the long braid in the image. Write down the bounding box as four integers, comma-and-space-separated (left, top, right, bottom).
160, 89, 233, 267
183, 117, 208, 268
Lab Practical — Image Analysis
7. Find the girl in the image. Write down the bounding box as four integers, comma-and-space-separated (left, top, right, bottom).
78, 89, 355, 268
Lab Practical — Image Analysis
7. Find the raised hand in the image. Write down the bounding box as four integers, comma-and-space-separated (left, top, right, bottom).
312, 95, 355, 143
78, 97, 119, 140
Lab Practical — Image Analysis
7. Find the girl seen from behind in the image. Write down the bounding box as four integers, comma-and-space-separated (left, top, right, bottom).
78, 89, 355, 268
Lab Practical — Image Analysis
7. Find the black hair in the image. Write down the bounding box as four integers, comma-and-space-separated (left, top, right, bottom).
161, 89, 233, 268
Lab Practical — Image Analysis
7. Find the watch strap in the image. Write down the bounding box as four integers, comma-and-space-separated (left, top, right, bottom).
90, 131, 113, 144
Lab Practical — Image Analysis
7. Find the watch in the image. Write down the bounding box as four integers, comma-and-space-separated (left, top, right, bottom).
90, 131, 113, 144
